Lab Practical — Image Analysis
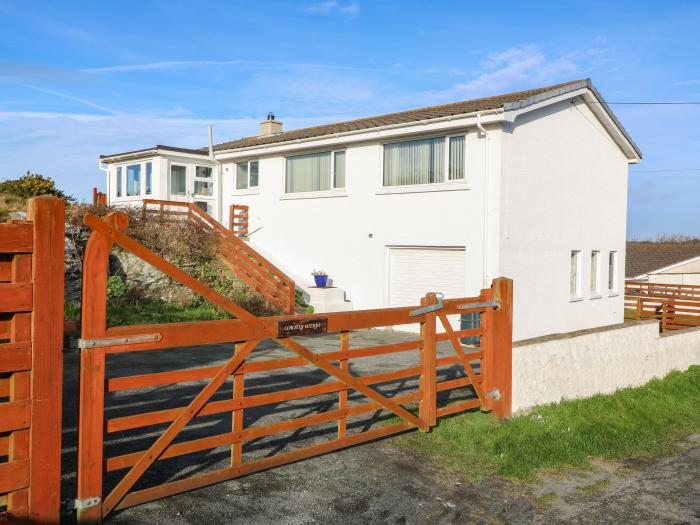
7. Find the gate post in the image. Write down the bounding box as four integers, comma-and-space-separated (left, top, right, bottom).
419, 293, 438, 431
26, 196, 65, 522
483, 278, 513, 418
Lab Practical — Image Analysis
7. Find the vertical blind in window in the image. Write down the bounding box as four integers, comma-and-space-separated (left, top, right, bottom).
286, 151, 332, 193
127, 164, 140, 196
236, 162, 249, 190
249, 161, 259, 187
590, 251, 599, 293
383, 137, 444, 186
449, 136, 465, 180
334, 151, 345, 188
608, 252, 617, 291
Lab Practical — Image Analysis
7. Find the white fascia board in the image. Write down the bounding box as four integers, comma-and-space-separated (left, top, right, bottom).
503, 87, 641, 163
101, 148, 210, 164
648, 254, 700, 275
213, 110, 504, 161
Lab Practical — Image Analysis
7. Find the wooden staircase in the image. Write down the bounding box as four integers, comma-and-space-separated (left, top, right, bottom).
142, 199, 296, 314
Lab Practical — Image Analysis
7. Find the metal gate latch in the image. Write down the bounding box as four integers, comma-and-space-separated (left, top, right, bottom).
486, 389, 502, 400
409, 293, 445, 317
69, 497, 101, 511
457, 300, 500, 310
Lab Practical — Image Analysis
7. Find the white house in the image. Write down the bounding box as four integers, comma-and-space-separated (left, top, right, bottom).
98, 78, 642, 340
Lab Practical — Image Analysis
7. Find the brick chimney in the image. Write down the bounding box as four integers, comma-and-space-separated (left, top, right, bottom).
260, 112, 283, 136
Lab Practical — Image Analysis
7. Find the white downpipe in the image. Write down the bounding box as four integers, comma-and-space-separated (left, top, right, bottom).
478, 113, 490, 288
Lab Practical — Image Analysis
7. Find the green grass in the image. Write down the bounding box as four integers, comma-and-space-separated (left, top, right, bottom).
107, 299, 231, 327
397, 366, 700, 481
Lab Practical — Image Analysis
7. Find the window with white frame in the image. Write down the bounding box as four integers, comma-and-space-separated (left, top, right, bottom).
570, 250, 582, 299
170, 165, 187, 196
590, 250, 601, 295
126, 164, 141, 196
235, 160, 259, 190
383, 134, 465, 187
608, 251, 618, 293
285, 151, 345, 193
194, 165, 214, 196
145, 162, 152, 195
116, 166, 122, 197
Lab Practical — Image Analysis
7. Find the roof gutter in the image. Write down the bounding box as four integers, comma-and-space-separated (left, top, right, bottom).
213, 107, 505, 157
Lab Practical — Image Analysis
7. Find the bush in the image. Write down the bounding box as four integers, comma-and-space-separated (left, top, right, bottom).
64, 300, 79, 321
0, 171, 73, 201
106, 275, 127, 299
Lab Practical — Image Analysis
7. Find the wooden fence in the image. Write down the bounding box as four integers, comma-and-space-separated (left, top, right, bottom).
624, 280, 700, 331
0, 196, 64, 522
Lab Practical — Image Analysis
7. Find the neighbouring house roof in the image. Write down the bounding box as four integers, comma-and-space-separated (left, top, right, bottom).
100, 145, 209, 162
100, 78, 642, 160
625, 242, 700, 278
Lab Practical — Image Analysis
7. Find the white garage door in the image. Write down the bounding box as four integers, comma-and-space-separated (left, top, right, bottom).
388, 247, 466, 307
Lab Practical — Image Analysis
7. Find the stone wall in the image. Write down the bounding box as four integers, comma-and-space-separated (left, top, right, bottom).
512, 320, 700, 413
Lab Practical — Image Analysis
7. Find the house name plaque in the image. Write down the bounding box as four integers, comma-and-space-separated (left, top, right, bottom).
276, 317, 328, 338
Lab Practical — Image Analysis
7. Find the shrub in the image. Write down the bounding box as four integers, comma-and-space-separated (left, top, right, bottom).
106, 275, 127, 299
64, 300, 79, 320
0, 171, 73, 201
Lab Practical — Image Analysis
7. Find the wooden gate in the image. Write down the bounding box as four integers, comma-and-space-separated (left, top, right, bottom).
0, 196, 64, 523
76, 211, 512, 522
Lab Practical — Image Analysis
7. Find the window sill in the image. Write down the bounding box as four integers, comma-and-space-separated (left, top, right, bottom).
569, 296, 584, 303
280, 191, 348, 201
608, 291, 619, 297
589, 293, 603, 300
376, 182, 469, 195
232, 189, 260, 196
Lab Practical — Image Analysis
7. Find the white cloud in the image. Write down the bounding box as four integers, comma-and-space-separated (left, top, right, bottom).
303, 1, 358, 18
424, 45, 601, 102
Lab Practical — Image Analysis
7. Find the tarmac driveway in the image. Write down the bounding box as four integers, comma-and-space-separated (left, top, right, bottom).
60, 329, 699, 524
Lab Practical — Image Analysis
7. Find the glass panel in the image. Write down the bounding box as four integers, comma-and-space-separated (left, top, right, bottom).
286, 151, 332, 193
383, 136, 444, 186
249, 161, 259, 187
116, 166, 122, 197
170, 165, 187, 196
460, 312, 480, 345
145, 162, 152, 195
194, 201, 210, 213
333, 151, 345, 188
570, 251, 579, 296
236, 162, 248, 190
194, 180, 213, 196
608, 252, 616, 291
591, 251, 599, 293
448, 136, 465, 180
126, 164, 141, 196
196, 166, 212, 178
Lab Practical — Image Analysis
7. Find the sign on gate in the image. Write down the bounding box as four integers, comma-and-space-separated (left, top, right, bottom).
276, 317, 328, 337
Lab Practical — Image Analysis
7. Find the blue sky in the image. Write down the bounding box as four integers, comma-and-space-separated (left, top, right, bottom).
0, 0, 699, 238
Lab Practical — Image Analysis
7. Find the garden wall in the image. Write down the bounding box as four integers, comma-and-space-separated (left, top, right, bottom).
512, 320, 700, 413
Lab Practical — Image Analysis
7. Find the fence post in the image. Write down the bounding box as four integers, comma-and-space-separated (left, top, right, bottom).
26, 195, 65, 522
419, 293, 437, 431
484, 278, 513, 418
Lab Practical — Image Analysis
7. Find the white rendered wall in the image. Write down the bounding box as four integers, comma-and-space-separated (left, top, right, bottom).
220, 127, 500, 311
512, 321, 700, 413
499, 99, 630, 340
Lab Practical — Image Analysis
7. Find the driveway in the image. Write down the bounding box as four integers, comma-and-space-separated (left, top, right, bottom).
60, 329, 699, 524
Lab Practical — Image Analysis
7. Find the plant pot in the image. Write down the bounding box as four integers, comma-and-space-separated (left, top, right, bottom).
314, 275, 328, 288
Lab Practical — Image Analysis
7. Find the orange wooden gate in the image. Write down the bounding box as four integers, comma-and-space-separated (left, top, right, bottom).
0, 196, 64, 523
76, 211, 512, 523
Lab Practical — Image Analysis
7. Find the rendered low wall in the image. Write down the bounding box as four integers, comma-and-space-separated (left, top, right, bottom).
512, 320, 700, 413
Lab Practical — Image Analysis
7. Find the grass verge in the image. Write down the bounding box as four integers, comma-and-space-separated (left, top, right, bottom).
397, 366, 700, 480
107, 299, 231, 327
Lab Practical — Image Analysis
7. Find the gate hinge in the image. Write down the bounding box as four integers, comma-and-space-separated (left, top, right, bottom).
79, 333, 161, 349
486, 389, 502, 400
457, 300, 500, 311
68, 497, 101, 511
409, 293, 445, 317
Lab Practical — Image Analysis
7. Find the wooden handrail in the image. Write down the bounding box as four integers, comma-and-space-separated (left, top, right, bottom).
142, 200, 296, 314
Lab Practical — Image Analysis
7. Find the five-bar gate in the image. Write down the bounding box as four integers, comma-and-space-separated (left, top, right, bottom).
74, 210, 512, 522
